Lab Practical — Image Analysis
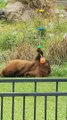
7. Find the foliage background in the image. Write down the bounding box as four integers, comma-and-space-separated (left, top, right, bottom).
0, 0, 67, 77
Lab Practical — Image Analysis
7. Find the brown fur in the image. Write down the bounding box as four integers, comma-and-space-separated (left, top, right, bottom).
1, 49, 51, 77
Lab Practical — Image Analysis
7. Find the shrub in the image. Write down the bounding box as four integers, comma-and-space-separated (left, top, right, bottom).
9, 43, 37, 60
0, 32, 16, 50
0, 43, 37, 62
0, 0, 7, 8
46, 38, 67, 64
64, 5, 67, 12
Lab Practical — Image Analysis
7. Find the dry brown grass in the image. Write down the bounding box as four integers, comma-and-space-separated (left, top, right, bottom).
10, 43, 37, 60
46, 38, 67, 64
0, 43, 37, 63
64, 6, 67, 12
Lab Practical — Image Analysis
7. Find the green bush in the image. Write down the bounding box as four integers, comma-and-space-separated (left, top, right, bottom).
0, 33, 16, 50
0, 0, 7, 8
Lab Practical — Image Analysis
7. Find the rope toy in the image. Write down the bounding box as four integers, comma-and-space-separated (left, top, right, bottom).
40, 57, 46, 64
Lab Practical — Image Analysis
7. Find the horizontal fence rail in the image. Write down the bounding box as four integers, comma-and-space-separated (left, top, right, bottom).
0, 92, 67, 97
0, 78, 67, 82
0, 78, 67, 120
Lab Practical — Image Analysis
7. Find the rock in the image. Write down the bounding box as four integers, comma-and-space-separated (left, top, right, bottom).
63, 33, 67, 40
0, 9, 5, 15
5, 1, 36, 22
5, 2, 25, 21
0, 9, 6, 19
18, 0, 41, 8
19, 0, 31, 4
21, 9, 34, 22
4, 0, 56, 22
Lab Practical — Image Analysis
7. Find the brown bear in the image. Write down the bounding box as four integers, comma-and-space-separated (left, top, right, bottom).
1, 48, 51, 77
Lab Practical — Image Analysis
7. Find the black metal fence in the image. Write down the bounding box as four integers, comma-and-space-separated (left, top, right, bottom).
0, 78, 67, 120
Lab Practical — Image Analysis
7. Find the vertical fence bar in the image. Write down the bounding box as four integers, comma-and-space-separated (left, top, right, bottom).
12, 82, 15, 120
12, 82, 15, 93
12, 96, 14, 120
34, 82, 37, 120
56, 82, 58, 92
55, 82, 58, 120
34, 96, 36, 120
66, 97, 67, 120
1, 97, 3, 120
44, 96, 47, 120
23, 96, 25, 120
55, 96, 58, 120
34, 82, 37, 92
0, 96, 1, 120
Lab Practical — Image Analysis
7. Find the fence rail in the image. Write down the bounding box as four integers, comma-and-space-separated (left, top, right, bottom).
0, 78, 67, 120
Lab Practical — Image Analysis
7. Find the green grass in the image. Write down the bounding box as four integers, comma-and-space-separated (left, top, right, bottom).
51, 62, 67, 78
0, 20, 66, 50
0, 1, 7, 9
0, 21, 38, 50
0, 79, 67, 120
0, 18, 67, 51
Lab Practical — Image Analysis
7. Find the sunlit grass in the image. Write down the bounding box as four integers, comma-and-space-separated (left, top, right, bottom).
0, 1, 7, 9
51, 62, 67, 78
0, 16, 67, 51
0, 78, 67, 120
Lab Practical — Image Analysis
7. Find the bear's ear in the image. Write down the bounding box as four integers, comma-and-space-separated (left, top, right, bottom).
35, 48, 43, 61
37, 48, 43, 56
